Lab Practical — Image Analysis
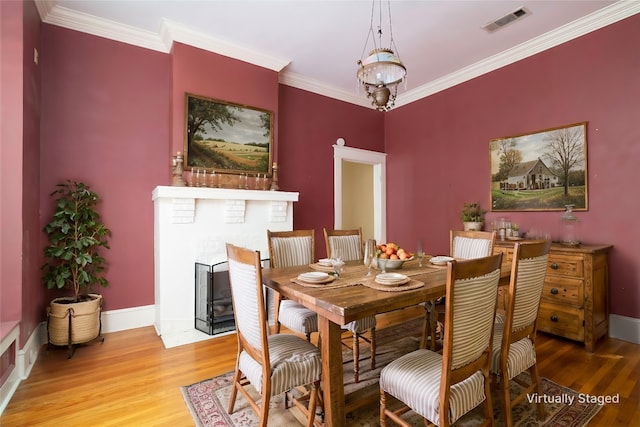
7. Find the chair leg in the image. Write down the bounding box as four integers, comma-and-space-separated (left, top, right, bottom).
274, 292, 283, 334
353, 332, 360, 383
380, 388, 387, 427
500, 371, 513, 427
306, 381, 320, 427
227, 369, 242, 414
370, 327, 376, 370
259, 386, 270, 427
482, 372, 495, 426
420, 304, 430, 349
430, 306, 439, 351
529, 364, 545, 420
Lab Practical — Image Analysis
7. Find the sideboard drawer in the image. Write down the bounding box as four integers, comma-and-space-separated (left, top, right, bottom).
547, 254, 584, 278
541, 277, 584, 307
496, 241, 611, 352
538, 302, 584, 342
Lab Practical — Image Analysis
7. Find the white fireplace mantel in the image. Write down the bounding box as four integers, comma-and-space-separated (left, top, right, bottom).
152, 186, 298, 348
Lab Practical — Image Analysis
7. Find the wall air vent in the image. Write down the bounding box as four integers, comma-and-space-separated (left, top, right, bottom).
483, 7, 531, 32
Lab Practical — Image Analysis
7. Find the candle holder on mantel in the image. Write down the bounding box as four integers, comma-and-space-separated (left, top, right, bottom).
270, 162, 279, 191
171, 152, 187, 186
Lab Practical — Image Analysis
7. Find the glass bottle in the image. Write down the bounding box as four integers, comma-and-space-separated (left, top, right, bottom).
560, 205, 580, 246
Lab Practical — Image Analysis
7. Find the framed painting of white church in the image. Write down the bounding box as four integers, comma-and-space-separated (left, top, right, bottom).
489, 122, 588, 211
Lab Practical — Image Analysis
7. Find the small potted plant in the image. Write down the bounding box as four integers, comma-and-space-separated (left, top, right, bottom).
42, 180, 110, 358
461, 202, 486, 231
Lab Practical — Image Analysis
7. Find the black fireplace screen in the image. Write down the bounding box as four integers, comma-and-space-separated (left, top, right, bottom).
195, 261, 235, 335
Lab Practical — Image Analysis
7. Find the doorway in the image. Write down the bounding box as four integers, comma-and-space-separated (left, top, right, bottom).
333, 145, 386, 244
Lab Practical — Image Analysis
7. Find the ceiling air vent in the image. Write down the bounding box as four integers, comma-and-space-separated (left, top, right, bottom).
483, 7, 531, 32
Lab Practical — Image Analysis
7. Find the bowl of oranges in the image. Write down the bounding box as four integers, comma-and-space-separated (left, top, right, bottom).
375, 243, 413, 270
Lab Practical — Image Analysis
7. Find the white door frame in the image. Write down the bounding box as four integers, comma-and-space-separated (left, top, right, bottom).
333, 145, 386, 244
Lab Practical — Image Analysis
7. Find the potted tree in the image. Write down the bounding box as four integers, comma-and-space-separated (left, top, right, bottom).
42, 180, 110, 358
461, 202, 486, 231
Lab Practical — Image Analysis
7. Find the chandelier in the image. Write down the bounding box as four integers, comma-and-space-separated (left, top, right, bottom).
356, 0, 407, 111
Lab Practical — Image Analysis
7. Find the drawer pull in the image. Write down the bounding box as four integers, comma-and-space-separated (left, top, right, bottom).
550, 263, 559, 270
550, 288, 559, 295
550, 315, 559, 322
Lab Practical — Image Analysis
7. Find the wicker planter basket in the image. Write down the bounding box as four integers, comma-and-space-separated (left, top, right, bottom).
47, 293, 103, 348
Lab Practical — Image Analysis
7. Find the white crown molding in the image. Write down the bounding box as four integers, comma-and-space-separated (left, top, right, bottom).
35, 0, 640, 109
395, 1, 640, 108
161, 19, 290, 72
35, 0, 290, 71
278, 71, 372, 108
36, 2, 168, 53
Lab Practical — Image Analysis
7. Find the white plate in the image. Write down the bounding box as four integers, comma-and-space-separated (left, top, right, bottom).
318, 258, 333, 267
298, 272, 330, 283
375, 273, 409, 286
376, 273, 407, 281
430, 256, 454, 266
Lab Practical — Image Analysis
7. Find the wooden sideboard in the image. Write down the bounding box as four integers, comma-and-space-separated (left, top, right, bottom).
494, 241, 612, 352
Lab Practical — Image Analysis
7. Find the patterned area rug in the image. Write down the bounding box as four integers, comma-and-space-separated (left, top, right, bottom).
181, 320, 601, 426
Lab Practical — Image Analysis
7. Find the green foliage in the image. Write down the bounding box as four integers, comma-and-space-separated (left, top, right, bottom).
461, 202, 486, 222
491, 186, 585, 210
42, 180, 110, 301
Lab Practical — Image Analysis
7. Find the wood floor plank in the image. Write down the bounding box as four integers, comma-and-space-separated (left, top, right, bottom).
1, 319, 638, 426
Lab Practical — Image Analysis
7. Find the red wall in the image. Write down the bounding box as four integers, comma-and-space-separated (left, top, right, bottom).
20, 0, 44, 345
40, 26, 171, 311
1, 0, 25, 330
170, 43, 279, 161
278, 86, 384, 257
385, 14, 640, 319
26, 11, 640, 333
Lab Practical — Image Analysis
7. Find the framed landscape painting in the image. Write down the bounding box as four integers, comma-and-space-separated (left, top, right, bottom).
489, 122, 588, 211
184, 93, 273, 175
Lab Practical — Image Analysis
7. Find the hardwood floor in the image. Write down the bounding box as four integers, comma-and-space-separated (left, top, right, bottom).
1, 311, 638, 426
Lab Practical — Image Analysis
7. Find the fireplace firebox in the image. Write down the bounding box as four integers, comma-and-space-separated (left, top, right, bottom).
195, 262, 235, 335
194, 259, 275, 336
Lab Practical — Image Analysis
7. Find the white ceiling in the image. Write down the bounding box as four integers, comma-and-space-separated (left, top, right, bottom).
36, 0, 639, 109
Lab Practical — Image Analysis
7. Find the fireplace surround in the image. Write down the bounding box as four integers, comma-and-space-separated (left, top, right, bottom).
152, 186, 298, 348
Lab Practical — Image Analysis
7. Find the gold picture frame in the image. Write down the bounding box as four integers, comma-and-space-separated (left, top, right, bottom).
184, 93, 273, 176
489, 122, 588, 211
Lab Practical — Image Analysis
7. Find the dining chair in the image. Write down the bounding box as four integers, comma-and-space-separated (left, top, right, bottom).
267, 229, 318, 341
225, 243, 321, 427
421, 230, 497, 350
491, 240, 550, 427
380, 253, 503, 427
323, 227, 377, 383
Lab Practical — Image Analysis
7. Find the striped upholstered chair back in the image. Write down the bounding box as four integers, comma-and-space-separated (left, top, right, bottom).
379, 253, 503, 426
491, 240, 550, 427
323, 227, 377, 383
225, 243, 322, 427
420, 230, 498, 351
450, 230, 496, 259
323, 228, 362, 261
226, 243, 268, 352
509, 241, 550, 331
445, 255, 503, 370
267, 229, 314, 268
267, 230, 318, 341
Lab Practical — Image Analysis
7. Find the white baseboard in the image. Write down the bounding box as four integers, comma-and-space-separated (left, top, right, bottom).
609, 314, 640, 344
100, 304, 155, 334
0, 324, 20, 415
17, 322, 46, 380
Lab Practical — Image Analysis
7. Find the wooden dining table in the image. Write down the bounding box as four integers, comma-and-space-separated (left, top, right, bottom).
262, 258, 510, 427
